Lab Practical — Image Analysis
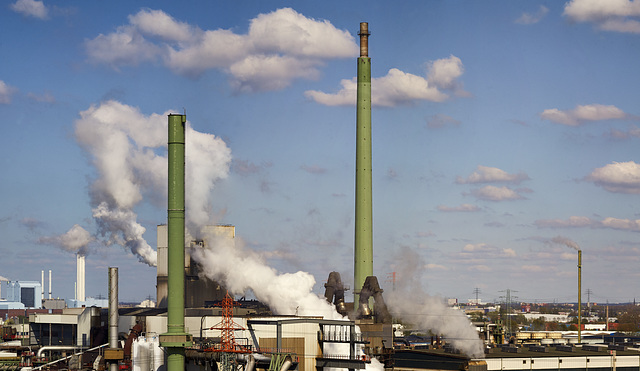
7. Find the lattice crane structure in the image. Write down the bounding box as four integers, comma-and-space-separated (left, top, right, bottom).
204, 292, 252, 371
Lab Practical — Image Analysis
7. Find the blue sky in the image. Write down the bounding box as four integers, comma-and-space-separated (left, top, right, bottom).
1, 0, 640, 305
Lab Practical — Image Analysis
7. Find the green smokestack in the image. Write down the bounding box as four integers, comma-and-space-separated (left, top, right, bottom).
354, 22, 373, 304
160, 114, 192, 371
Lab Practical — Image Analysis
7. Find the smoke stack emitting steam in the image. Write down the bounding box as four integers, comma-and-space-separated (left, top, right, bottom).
387, 247, 484, 358
77, 254, 85, 302
72, 101, 231, 266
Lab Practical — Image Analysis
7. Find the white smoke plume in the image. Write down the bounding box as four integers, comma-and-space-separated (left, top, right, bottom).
386, 247, 484, 358
38, 224, 93, 256
551, 235, 580, 251
74, 100, 231, 266
191, 230, 343, 319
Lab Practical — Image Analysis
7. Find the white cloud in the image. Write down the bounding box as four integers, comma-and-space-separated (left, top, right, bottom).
515, 5, 549, 25
535, 215, 640, 232
0, 81, 17, 104
305, 55, 467, 107
375, 68, 449, 106
534, 215, 596, 228
470, 265, 491, 272
456, 165, 530, 185
248, 8, 356, 59
521, 265, 545, 272
564, 0, 640, 34
86, 8, 357, 92
601, 217, 640, 231
425, 263, 448, 271
437, 204, 480, 212
10, 0, 48, 19
85, 26, 161, 68
461, 243, 516, 258
469, 185, 526, 201
229, 55, 319, 93
427, 55, 467, 94
540, 104, 628, 126
128, 8, 195, 42
586, 161, 640, 194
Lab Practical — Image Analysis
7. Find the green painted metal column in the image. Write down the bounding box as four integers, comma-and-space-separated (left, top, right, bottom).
354, 22, 373, 304
160, 114, 192, 371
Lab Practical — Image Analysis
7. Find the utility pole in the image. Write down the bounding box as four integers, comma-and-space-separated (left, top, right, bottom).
473, 288, 481, 305
499, 289, 518, 339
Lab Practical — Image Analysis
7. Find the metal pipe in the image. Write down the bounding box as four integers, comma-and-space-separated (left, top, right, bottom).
279, 356, 293, 371
160, 113, 191, 371
578, 249, 582, 343
354, 22, 373, 305
36, 345, 90, 358
245, 355, 256, 371
108, 267, 119, 371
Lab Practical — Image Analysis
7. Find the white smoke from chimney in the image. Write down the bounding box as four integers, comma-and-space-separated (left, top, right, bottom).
551, 235, 580, 251
386, 247, 484, 358
38, 224, 93, 256
191, 230, 342, 319
74, 100, 231, 266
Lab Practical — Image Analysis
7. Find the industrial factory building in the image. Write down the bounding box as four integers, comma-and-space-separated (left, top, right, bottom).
156, 224, 231, 309
1, 281, 42, 309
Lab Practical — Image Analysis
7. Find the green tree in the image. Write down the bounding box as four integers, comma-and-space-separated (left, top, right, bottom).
617, 306, 640, 333
531, 317, 546, 331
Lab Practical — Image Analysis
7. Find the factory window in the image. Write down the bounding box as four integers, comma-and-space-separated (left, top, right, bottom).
21, 287, 35, 307
523, 360, 526, 364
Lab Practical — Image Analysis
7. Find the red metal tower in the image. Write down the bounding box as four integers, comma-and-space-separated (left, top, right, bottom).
207, 292, 251, 353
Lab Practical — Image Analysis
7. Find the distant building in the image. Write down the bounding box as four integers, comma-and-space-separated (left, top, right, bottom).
66, 297, 109, 308
2, 281, 42, 309
42, 298, 66, 310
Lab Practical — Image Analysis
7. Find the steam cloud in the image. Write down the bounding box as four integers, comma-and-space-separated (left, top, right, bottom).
38, 224, 93, 256
74, 100, 231, 266
191, 230, 343, 319
551, 235, 580, 251
386, 247, 484, 358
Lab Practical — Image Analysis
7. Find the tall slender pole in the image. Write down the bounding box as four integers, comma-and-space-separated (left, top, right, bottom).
108, 267, 118, 371
578, 249, 582, 343
354, 22, 373, 304
161, 114, 192, 371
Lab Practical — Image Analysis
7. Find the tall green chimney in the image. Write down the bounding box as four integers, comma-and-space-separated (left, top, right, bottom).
354, 22, 373, 304
160, 114, 192, 371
